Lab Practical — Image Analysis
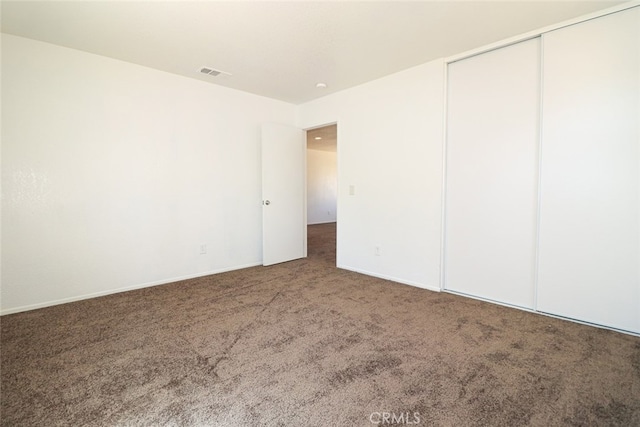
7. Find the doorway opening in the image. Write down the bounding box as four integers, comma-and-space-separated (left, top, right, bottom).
305, 124, 337, 265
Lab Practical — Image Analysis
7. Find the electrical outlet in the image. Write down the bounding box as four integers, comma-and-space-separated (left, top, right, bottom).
375, 246, 381, 256
200, 244, 207, 255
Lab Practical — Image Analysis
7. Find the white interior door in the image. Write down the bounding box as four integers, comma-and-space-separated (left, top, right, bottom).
262, 123, 306, 266
537, 7, 640, 333
444, 38, 541, 309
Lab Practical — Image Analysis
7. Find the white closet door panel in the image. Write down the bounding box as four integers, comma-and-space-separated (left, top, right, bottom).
538, 8, 640, 333
445, 38, 540, 309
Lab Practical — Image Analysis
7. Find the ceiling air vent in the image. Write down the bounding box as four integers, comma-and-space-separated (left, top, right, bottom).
200, 67, 221, 76
198, 66, 231, 77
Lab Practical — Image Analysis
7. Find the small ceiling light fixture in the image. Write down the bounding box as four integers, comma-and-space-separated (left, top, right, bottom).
315, 82, 327, 88
314, 136, 322, 140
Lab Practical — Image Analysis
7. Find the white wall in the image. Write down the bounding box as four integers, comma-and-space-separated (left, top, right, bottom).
306, 149, 337, 224
297, 60, 445, 291
1, 35, 296, 314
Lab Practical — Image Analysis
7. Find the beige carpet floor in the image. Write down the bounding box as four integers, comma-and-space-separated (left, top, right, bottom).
1, 223, 639, 426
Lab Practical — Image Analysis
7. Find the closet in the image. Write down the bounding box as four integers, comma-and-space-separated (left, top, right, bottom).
444, 38, 540, 309
444, 6, 640, 334
536, 8, 640, 332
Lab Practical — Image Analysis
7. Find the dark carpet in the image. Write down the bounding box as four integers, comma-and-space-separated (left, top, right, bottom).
2, 223, 639, 426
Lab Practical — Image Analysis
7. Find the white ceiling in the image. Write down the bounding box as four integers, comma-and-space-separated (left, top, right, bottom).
1, 1, 624, 104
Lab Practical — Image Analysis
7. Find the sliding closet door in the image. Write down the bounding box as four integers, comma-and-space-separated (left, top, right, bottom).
537, 8, 640, 333
444, 38, 540, 309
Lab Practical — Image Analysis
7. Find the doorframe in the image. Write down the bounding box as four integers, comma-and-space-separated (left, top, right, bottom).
303, 121, 339, 265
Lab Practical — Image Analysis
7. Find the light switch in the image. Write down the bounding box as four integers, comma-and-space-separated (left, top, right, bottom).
349, 185, 355, 196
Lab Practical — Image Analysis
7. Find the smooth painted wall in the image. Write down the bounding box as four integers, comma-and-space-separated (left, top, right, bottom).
1, 35, 296, 313
297, 59, 445, 291
307, 149, 337, 225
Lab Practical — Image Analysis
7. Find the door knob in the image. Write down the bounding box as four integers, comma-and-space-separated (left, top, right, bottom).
264, 200, 271, 205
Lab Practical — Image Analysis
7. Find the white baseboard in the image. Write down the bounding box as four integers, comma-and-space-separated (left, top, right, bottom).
307, 220, 337, 225
444, 288, 640, 337
0, 262, 262, 316
337, 264, 441, 293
